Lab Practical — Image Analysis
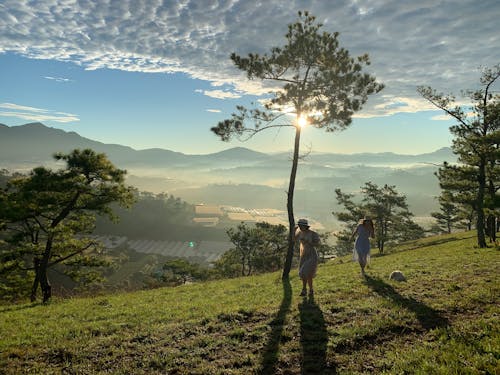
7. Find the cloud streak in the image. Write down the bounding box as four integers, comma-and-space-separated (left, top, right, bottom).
0, 102, 79, 123
44, 76, 73, 83
0, 0, 499, 117
200, 90, 242, 99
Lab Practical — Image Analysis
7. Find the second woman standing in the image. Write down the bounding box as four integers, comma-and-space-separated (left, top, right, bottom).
351, 216, 375, 275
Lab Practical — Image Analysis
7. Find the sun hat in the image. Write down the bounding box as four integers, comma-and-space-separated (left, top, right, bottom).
297, 218, 309, 227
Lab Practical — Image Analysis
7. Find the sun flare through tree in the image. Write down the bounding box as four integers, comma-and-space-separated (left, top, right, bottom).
211, 11, 384, 277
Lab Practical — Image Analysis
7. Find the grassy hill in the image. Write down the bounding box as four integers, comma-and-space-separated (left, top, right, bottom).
1, 232, 498, 374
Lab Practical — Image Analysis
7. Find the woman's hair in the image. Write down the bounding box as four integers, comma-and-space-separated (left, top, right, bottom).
364, 219, 375, 233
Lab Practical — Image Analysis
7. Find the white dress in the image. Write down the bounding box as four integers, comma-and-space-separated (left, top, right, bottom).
354, 224, 371, 261
295, 228, 320, 279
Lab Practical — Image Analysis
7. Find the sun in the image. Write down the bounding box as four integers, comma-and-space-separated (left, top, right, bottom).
297, 115, 308, 128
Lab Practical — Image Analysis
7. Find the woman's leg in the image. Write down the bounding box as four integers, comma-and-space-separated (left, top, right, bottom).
307, 277, 314, 294
301, 278, 307, 295
359, 255, 366, 273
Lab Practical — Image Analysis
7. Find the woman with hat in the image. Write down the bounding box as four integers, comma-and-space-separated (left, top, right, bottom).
350, 216, 375, 275
295, 218, 320, 296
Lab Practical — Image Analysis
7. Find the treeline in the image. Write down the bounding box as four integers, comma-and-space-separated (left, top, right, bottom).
151, 221, 334, 286
0, 159, 229, 302
93, 192, 227, 241
3, 157, 320, 301
0, 150, 135, 302
419, 64, 500, 246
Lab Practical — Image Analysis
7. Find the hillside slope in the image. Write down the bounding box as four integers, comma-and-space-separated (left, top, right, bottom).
1, 232, 498, 374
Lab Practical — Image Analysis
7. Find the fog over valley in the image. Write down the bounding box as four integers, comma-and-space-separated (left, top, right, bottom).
1, 122, 454, 232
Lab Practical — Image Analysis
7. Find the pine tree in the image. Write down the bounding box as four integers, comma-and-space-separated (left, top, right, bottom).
0, 149, 136, 302
418, 64, 500, 247
211, 11, 383, 278
333, 182, 424, 254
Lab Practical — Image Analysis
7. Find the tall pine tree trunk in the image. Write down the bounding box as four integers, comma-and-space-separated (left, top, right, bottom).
487, 172, 497, 243
39, 234, 54, 303
282, 126, 302, 279
476, 158, 487, 248
486, 215, 496, 243
30, 257, 41, 302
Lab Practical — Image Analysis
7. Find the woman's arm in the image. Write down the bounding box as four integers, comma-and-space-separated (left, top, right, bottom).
350, 225, 358, 241
294, 226, 301, 241
312, 231, 320, 245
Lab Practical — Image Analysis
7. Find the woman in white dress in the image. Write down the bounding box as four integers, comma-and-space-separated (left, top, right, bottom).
295, 218, 320, 296
351, 216, 375, 275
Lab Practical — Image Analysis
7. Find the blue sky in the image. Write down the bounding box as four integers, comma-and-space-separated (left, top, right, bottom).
1, 0, 499, 155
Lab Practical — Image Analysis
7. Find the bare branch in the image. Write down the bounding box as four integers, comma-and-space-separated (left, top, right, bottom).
48, 241, 97, 267
236, 124, 296, 141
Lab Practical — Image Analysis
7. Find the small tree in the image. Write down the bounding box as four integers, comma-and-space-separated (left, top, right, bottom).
211, 11, 383, 278
418, 64, 500, 247
435, 162, 479, 231
431, 191, 463, 234
161, 259, 209, 286
362, 182, 423, 253
333, 182, 424, 254
331, 189, 365, 256
0, 149, 136, 302
251, 222, 288, 272
226, 222, 264, 276
315, 231, 335, 261
222, 222, 288, 277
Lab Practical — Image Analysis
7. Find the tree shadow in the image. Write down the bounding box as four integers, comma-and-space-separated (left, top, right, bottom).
402, 236, 462, 251
259, 278, 292, 374
364, 275, 449, 330
299, 295, 335, 374
0, 302, 40, 313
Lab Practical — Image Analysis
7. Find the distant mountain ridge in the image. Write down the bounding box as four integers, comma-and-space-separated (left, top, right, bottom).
0, 122, 455, 168
1, 122, 454, 219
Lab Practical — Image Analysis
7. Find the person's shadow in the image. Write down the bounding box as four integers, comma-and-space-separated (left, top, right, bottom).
299, 295, 333, 374
364, 275, 449, 330
259, 278, 292, 374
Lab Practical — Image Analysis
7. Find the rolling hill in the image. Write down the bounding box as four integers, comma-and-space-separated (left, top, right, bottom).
0, 231, 498, 374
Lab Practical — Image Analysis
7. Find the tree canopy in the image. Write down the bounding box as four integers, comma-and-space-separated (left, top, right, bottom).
0, 149, 136, 302
333, 182, 424, 255
418, 64, 500, 247
211, 11, 383, 277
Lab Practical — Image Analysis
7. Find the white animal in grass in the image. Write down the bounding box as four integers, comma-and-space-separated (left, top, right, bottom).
389, 270, 406, 282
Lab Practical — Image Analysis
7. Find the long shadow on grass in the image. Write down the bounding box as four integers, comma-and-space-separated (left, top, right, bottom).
299, 295, 334, 374
0, 302, 40, 313
365, 275, 449, 330
258, 278, 292, 374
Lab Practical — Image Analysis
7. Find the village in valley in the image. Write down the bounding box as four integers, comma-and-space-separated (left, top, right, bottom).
94, 203, 326, 266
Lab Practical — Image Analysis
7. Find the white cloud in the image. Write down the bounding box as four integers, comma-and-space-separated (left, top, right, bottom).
353, 95, 437, 118
0, 0, 498, 117
44, 76, 73, 82
0, 102, 79, 123
206, 109, 221, 113
0, 102, 48, 112
431, 114, 453, 121
0, 111, 79, 123
201, 90, 242, 99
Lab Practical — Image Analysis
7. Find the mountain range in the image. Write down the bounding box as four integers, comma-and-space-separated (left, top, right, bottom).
0, 122, 454, 167
1, 123, 456, 223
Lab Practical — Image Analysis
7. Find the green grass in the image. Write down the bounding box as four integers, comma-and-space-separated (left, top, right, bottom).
1, 231, 499, 374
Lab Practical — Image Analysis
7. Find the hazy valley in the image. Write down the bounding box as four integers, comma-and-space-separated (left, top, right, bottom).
1, 122, 455, 230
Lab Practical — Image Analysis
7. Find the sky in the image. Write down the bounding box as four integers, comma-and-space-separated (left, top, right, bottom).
0, 0, 499, 155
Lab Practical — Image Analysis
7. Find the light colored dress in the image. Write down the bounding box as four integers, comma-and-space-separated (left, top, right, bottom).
354, 224, 371, 262
295, 228, 320, 279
